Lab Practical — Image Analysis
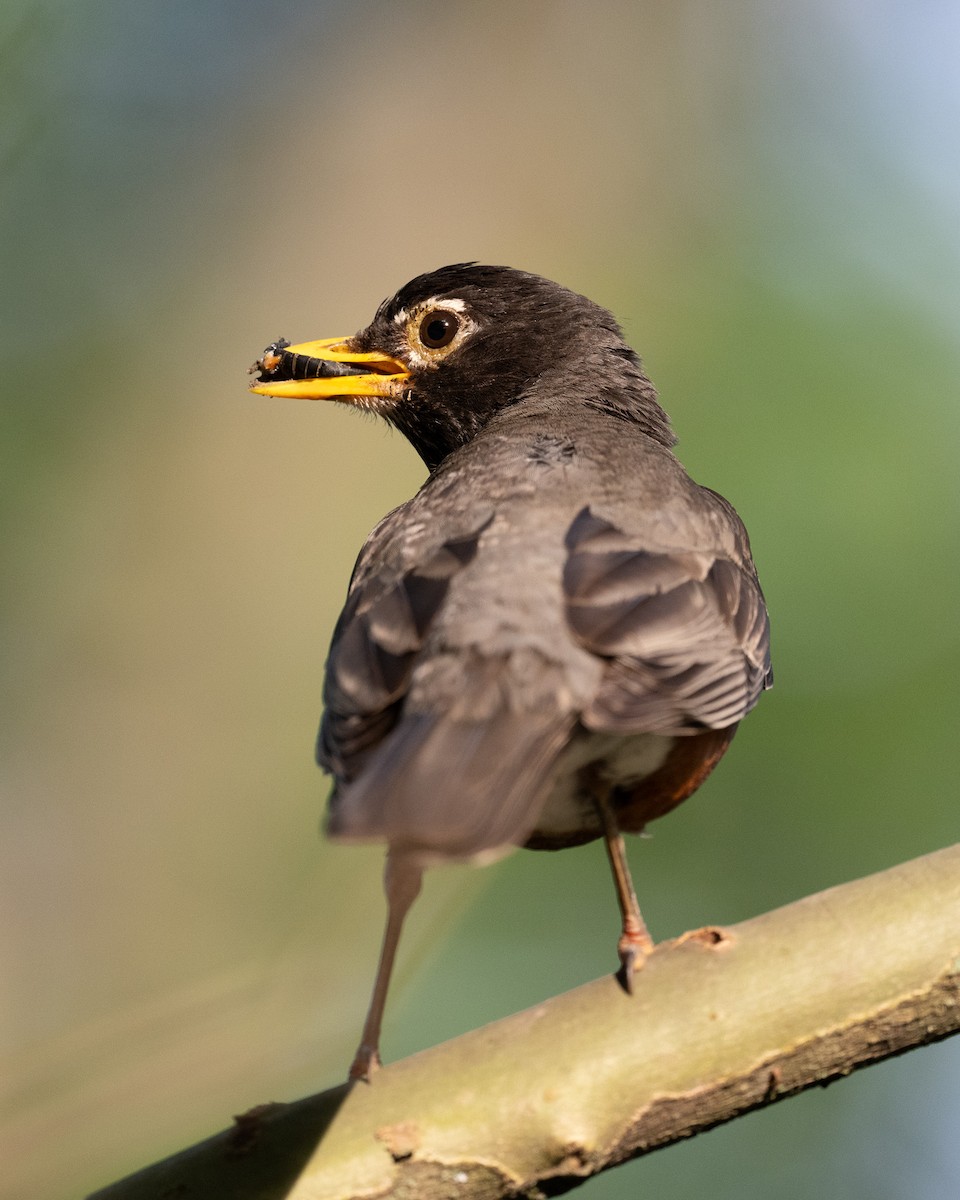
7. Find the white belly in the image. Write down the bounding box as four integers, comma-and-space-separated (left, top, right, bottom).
533, 731, 675, 840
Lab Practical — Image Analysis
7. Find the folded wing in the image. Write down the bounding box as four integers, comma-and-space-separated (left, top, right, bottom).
319, 512, 572, 861
563, 506, 772, 736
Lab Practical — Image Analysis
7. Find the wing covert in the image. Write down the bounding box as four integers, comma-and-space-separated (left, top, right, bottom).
318, 515, 492, 783
563, 506, 772, 735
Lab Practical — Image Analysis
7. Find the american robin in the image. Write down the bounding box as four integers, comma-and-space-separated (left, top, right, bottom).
250, 264, 772, 1081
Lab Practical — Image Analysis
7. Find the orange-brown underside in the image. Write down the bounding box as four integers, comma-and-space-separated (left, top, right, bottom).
617, 723, 738, 831
524, 725, 738, 851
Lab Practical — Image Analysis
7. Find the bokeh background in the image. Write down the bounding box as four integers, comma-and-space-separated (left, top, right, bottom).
3, 2, 959, 1197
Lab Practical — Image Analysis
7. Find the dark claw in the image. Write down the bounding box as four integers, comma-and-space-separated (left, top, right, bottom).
348, 1044, 382, 1083
616, 947, 638, 994
616, 933, 652, 994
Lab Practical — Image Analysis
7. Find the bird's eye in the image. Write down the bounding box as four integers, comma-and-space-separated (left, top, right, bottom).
418, 309, 460, 349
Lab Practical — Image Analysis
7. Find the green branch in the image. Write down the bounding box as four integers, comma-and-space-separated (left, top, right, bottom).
89, 843, 960, 1199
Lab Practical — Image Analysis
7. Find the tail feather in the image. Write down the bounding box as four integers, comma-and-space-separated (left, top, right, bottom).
326, 709, 573, 863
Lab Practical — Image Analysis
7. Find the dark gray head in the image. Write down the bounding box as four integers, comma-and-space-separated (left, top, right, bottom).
252, 263, 675, 471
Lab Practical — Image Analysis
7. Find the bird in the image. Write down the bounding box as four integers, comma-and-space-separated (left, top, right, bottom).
249, 263, 772, 1082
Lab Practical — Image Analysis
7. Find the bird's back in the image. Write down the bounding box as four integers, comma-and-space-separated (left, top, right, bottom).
320, 398, 770, 863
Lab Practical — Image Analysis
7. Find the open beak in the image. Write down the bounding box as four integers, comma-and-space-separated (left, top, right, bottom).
248, 336, 410, 403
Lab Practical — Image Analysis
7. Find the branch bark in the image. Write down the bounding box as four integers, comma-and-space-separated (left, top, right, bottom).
89, 843, 960, 1200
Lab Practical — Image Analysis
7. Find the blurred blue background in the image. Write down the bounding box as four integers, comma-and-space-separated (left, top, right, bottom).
2, 2, 959, 1197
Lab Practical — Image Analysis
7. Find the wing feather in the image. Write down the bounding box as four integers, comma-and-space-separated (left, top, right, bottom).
326, 705, 573, 862
318, 514, 492, 782
563, 506, 772, 736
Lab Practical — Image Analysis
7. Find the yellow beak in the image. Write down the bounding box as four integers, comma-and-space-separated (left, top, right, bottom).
248, 336, 410, 402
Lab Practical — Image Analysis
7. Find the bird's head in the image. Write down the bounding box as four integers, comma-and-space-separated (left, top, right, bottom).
250, 264, 674, 470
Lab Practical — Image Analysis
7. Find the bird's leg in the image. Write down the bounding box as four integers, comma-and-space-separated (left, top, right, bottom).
590, 783, 654, 993
348, 851, 423, 1082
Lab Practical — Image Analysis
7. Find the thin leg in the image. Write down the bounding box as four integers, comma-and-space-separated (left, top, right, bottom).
348, 851, 423, 1082
593, 789, 653, 993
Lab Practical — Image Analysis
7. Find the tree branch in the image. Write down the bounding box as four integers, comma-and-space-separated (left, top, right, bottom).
89, 843, 960, 1200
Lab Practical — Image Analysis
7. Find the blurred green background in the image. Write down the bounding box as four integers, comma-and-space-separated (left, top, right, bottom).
3, 2, 959, 1197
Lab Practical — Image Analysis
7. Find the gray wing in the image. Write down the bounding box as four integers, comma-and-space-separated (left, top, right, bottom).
563, 505, 772, 736
318, 509, 492, 786
319, 509, 573, 860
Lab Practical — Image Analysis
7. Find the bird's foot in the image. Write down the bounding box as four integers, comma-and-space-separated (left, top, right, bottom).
348, 1044, 382, 1083
616, 926, 654, 994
